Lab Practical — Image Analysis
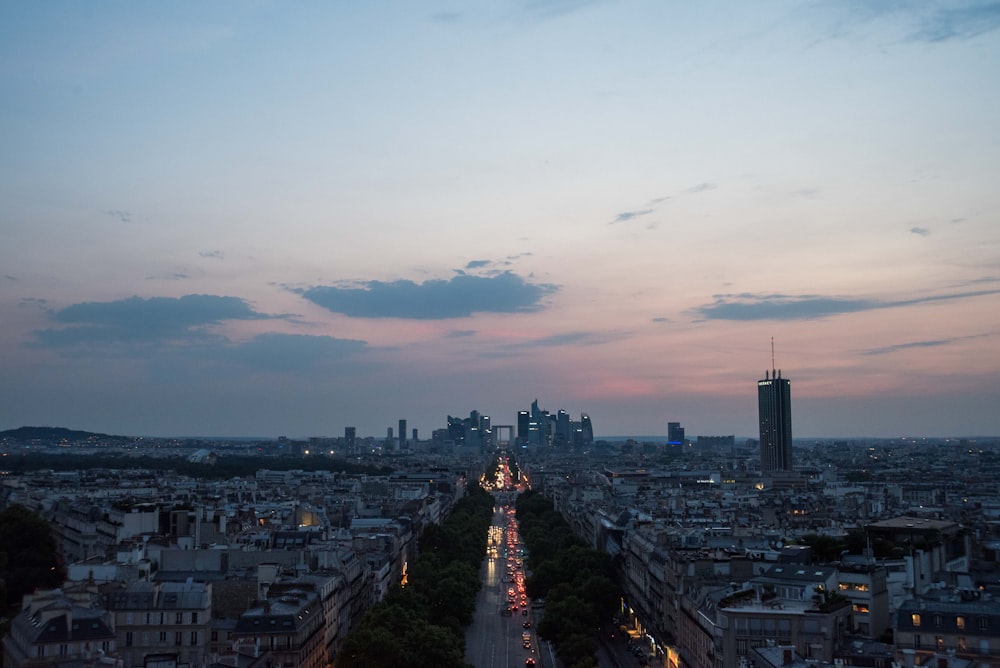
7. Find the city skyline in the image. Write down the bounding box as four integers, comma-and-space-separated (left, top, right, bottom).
2, 2, 999, 439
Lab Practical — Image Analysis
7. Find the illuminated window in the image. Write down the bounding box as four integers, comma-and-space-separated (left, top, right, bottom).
853, 604, 870, 614
957, 616, 966, 630
958, 637, 967, 652
912, 614, 922, 627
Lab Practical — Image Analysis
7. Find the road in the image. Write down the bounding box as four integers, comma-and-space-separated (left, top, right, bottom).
465, 502, 546, 668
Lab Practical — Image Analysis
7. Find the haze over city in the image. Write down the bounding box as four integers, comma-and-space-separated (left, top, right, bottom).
1, 1, 998, 439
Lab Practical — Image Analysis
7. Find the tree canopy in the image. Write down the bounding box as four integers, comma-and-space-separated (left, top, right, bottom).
516, 490, 618, 667
0, 504, 67, 611
336, 483, 493, 667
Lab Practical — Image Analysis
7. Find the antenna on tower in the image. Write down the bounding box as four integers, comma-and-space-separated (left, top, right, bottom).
771, 337, 776, 377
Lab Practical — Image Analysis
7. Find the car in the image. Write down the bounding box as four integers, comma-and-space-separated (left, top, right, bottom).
522, 620, 532, 628
525, 660, 536, 667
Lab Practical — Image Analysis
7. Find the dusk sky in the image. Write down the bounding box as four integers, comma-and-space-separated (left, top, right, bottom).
2, 1, 999, 439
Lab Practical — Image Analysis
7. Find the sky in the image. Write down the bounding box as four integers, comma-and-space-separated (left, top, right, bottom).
1, 1, 999, 440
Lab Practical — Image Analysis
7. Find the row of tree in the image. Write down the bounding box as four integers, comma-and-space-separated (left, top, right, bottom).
0, 452, 389, 480
336, 481, 494, 667
516, 490, 619, 668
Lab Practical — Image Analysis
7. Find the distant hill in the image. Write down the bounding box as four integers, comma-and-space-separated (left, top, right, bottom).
0, 426, 131, 443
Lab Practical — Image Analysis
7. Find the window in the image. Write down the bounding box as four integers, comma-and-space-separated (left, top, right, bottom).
912, 614, 922, 627
192, 612, 199, 624
126, 632, 133, 647
979, 617, 988, 631
853, 604, 870, 614
211, 631, 218, 642
176, 612, 183, 624
936, 636, 944, 650
190, 631, 198, 646
935, 615, 943, 627
175, 632, 182, 646
958, 637, 967, 652
159, 632, 166, 643
957, 616, 966, 630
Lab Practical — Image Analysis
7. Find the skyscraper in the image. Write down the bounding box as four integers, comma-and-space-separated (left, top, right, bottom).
667, 422, 685, 446
758, 368, 792, 472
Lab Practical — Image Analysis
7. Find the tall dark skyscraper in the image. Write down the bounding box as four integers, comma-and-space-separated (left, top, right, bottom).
758, 368, 792, 472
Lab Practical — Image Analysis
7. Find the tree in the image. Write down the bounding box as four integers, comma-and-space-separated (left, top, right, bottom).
0, 504, 66, 611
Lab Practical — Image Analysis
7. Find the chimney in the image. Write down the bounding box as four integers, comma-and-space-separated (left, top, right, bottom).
783, 648, 793, 665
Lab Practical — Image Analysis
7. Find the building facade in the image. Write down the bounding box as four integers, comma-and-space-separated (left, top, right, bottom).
3, 589, 117, 668
103, 580, 212, 668
758, 370, 792, 473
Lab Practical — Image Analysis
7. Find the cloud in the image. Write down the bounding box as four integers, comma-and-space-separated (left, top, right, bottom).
862, 338, 954, 356
429, 11, 463, 23
910, 226, 931, 236
483, 331, 624, 358
694, 288, 1000, 321
28, 295, 371, 377
862, 333, 995, 356
199, 250, 225, 259
910, 2, 1000, 42
147, 273, 190, 281
519, 0, 608, 21
32, 294, 275, 347
106, 209, 132, 223
19, 297, 50, 311
4, 275, 16, 281
516, 332, 602, 347
609, 209, 654, 225
299, 271, 558, 319
651, 317, 672, 323
465, 259, 492, 269
818, 1, 1000, 44
686, 182, 717, 194
446, 330, 477, 338
215, 333, 368, 373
